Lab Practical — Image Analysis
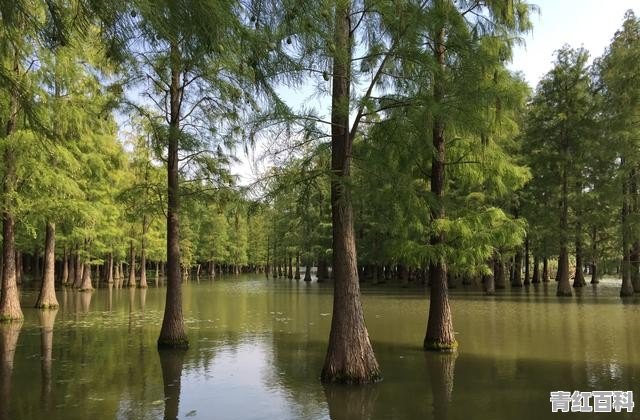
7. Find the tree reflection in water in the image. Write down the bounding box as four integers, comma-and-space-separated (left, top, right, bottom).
158, 348, 187, 420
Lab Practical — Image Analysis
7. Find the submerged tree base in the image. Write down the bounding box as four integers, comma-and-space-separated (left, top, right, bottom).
423, 339, 458, 352
34, 303, 59, 309
157, 338, 189, 349
556, 290, 573, 297
320, 367, 382, 385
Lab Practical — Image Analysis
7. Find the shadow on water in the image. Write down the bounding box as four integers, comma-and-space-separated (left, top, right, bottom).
158, 348, 187, 420
0, 321, 22, 420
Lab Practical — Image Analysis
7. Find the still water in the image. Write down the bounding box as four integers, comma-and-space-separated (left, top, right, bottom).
1, 275, 639, 419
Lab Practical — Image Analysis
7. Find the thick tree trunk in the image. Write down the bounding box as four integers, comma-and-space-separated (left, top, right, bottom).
79, 263, 93, 292
532, 255, 540, 284
35, 222, 58, 308
321, 2, 379, 384
158, 41, 188, 349
424, 27, 456, 352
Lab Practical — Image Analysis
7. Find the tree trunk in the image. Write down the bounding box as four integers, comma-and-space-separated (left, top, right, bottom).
287, 255, 293, 279
73, 246, 82, 289
0, 50, 22, 321
321, 2, 379, 384
532, 255, 540, 284
483, 259, 495, 295
424, 27, 456, 352
304, 263, 312, 282
542, 257, 549, 282
61, 248, 69, 285
591, 227, 599, 284
107, 253, 114, 284
139, 219, 148, 288
158, 41, 188, 349
574, 235, 587, 288
494, 255, 506, 289
621, 170, 634, 296
79, 263, 93, 292
294, 253, 300, 280
512, 248, 523, 287
523, 237, 530, 285
35, 222, 58, 308
557, 158, 572, 296
128, 240, 136, 288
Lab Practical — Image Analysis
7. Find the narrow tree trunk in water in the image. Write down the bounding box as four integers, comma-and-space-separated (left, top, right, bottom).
524, 237, 530, 285
35, 222, 58, 308
494, 255, 506, 289
512, 248, 523, 287
128, 241, 136, 288
294, 253, 300, 280
621, 169, 634, 296
107, 253, 113, 284
321, 2, 379, 383
574, 235, 587, 288
532, 256, 540, 284
424, 26, 456, 352
73, 247, 82, 289
287, 255, 293, 279
62, 248, 69, 285
542, 257, 549, 282
483, 259, 495, 295
0, 51, 22, 321
591, 227, 599, 284
139, 218, 148, 288
556, 158, 572, 296
304, 264, 312, 282
158, 41, 188, 349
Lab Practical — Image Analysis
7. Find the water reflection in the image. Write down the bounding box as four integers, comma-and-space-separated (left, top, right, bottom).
426, 352, 457, 420
39, 309, 57, 410
324, 384, 380, 420
158, 349, 186, 420
0, 321, 22, 420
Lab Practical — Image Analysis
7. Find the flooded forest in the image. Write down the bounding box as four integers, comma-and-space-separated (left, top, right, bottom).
0, 1, 639, 419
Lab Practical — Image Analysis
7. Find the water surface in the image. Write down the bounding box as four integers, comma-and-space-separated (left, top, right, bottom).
2, 276, 638, 419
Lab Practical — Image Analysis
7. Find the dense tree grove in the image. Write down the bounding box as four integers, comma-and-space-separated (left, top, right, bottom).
0, 0, 639, 385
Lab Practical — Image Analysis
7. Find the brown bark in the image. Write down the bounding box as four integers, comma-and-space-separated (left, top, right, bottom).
72, 246, 82, 289
494, 255, 506, 289
158, 41, 188, 349
107, 252, 114, 284
35, 222, 59, 308
0, 49, 22, 321
321, 2, 379, 384
61, 247, 69, 285
79, 263, 93, 292
304, 263, 312, 282
424, 26, 456, 352
532, 255, 540, 284
573, 236, 587, 288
